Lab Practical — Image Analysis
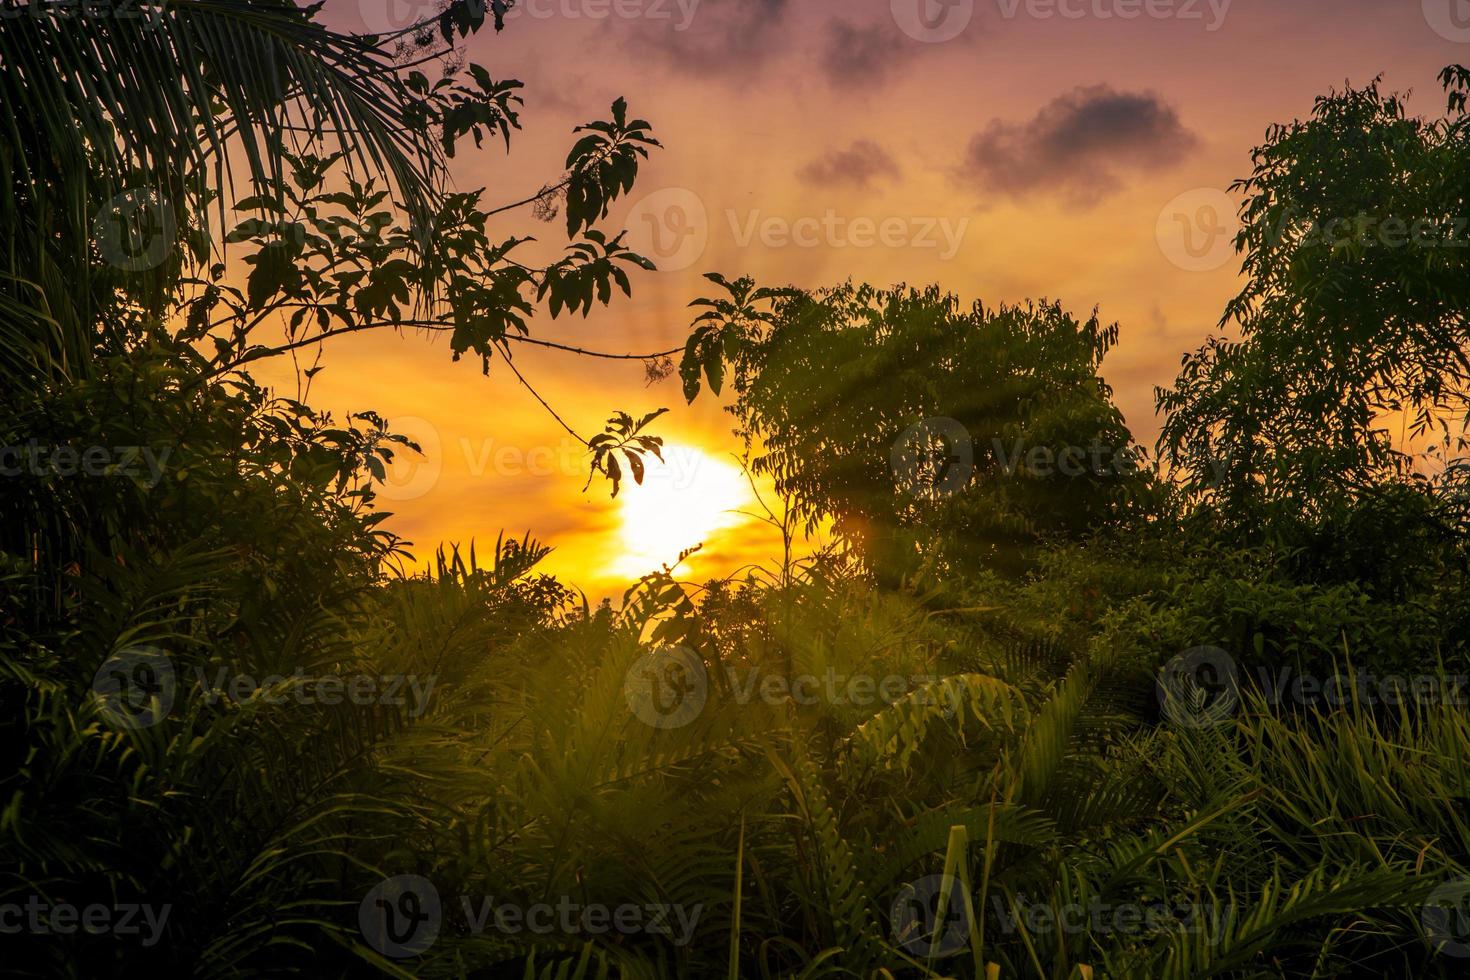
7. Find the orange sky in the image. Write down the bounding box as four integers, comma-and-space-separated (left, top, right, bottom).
260, 0, 1469, 599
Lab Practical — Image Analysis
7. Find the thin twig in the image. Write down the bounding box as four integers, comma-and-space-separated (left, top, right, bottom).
493, 341, 587, 446
209, 317, 680, 377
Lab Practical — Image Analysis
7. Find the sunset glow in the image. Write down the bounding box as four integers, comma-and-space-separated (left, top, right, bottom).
611, 447, 754, 580
264, 0, 1469, 596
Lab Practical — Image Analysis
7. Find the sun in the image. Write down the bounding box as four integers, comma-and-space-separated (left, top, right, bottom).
611, 446, 753, 580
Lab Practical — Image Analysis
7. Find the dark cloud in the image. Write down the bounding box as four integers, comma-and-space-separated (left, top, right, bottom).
821, 20, 914, 87
619, 0, 791, 76
617, 8, 932, 89
798, 140, 900, 187
959, 86, 1199, 202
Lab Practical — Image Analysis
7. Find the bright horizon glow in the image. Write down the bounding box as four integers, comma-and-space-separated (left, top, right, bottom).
611, 446, 754, 581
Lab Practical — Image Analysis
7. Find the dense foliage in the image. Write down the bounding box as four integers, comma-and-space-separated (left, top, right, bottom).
680, 278, 1157, 586
1158, 66, 1470, 524
3, 2, 1470, 977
